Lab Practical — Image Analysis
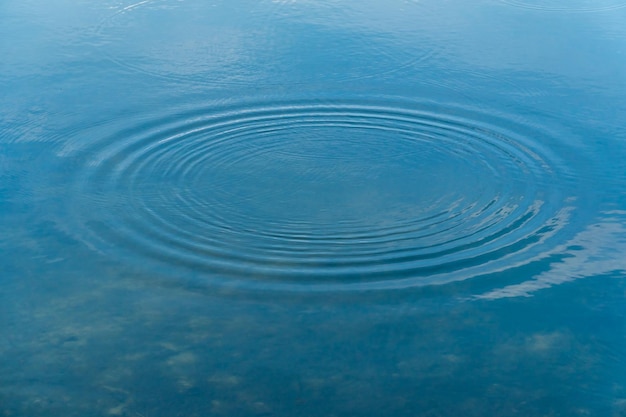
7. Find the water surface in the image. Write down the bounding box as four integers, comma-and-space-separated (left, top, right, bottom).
2, 0, 626, 415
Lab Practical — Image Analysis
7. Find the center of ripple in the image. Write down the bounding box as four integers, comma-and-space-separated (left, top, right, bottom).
180, 126, 461, 229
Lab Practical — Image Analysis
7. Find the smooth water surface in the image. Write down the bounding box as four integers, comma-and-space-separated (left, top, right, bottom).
2, 0, 626, 415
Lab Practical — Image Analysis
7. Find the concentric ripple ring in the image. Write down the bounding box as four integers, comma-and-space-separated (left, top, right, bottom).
63, 99, 577, 292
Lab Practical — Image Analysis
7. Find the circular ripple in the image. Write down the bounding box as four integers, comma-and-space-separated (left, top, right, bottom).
64, 99, 577, 291
96, 0, 434, 85
498, 0, 626, 12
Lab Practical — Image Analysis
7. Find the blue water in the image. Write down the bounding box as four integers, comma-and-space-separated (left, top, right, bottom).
2, 0, 626, 415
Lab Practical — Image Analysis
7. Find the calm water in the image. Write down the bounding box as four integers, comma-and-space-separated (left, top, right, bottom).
2, 0, 626, 415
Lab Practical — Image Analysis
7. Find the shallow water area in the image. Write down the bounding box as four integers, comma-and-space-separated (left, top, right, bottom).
2, 0, 626, 416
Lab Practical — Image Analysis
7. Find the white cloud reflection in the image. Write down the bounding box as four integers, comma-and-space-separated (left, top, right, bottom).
477, 211, 626, 299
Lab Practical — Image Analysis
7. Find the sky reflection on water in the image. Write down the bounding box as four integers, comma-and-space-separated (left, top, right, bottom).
2, 0, 626, 416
